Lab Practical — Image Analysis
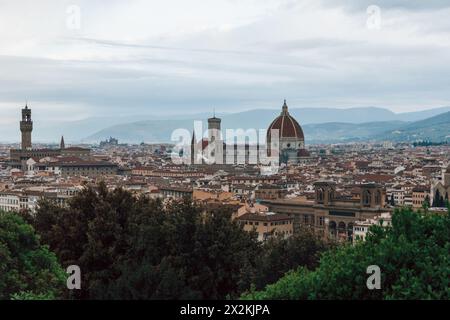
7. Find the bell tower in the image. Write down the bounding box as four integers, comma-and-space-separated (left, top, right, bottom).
20, 104, 33, 150
360, 183, 385, 208
207, 111, 221, 143
314, 181, 336, 206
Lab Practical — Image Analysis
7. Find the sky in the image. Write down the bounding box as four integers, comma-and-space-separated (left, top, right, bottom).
1, 0, 450, 126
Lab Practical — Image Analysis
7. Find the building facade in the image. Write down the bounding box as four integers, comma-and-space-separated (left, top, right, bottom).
190, 100, 310, 165
266, 100, 309, 164
9, 105, 91, 168
261, 181, 388, 242
431, 165, 450, 207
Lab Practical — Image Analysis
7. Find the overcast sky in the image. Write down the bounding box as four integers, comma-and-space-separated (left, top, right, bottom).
1, 0, 450, 125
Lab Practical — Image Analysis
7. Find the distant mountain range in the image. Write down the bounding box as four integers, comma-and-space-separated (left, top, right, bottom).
374, 111, 450, 142
82, 107, 450, 144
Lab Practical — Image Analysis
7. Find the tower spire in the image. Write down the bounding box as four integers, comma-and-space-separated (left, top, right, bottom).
60, 135, 65, 149
282, 99, 288, 114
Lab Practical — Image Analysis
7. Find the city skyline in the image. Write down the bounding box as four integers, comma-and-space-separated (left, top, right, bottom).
1, 1, 449, 306
1, 102, 449, 144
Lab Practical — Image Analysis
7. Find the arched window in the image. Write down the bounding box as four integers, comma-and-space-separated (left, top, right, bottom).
363, 190, 371, 205
329, 221, 337, 238
317, 188, 324, 202
375, 190, 381, 205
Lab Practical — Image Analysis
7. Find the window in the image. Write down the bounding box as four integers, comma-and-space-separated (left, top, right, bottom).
319, 216, 324, 226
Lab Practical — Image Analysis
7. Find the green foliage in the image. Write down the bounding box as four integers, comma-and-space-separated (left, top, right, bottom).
107, 198, 262, 300
10, 291, 56, 300
251, 227, 329, 290
26, 182, 328, 300
27, 183, 256, 299
0, 212, 66, 300
422, 195, 430, 211
243, 208, 450, 300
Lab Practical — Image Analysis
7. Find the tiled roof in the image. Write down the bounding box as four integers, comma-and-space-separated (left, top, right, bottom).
237, 212, 292, 222
267, 101, 304, 140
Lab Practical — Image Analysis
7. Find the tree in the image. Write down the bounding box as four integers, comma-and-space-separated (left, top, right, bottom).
107, 198, 261, 299
432, 190, 447, 208
0, 212, 66, 300
422, 195, 430, 211
26, 182, 140, 299
243, 207, 450, 300
28, 183, 262, 299
252, 227, 328, 290
432, 189, 440, 207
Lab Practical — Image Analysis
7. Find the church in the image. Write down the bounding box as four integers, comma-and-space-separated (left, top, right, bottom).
190, 100, 310, 165
9, 105, 91, 169
267, 100, 309, 163
431, 165, 450, 207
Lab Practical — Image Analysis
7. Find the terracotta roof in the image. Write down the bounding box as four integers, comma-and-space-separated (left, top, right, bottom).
237, 212, 293, 222
412, 185, 429, 193
64, 147, 90, 151
267, 100, 304, 140
355, 174, 394, 183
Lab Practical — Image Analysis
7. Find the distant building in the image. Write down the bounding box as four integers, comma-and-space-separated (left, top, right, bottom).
353, 212, 392, 243
255, 184, 286, 200
100, 137, 119, 148
431, 164, 450, 207
0, 188, 79, 213
412, 185, 430, 209
51, 160, 118, 177
267, 100, 309, 164
9, 105, 91, 169
159, 185, 193, 199
261, 181, 388, 242
190, 100, 310, 165
237, 211, 294, 241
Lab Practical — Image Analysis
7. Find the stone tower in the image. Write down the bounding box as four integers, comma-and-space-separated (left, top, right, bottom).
20, 104, 33, 150
314, 181, 336, 206
360, 183, 385, 208
207, 112, 221, 143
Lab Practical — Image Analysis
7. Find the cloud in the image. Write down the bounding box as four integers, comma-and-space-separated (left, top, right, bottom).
0, 0, 450, 127
321, 0, 450, 11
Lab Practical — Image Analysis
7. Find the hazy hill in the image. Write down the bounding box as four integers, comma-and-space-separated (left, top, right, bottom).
375, 111, 450, 142
84, 110, 450, 144
85, 119, 408, 144
304, 121, 407, 143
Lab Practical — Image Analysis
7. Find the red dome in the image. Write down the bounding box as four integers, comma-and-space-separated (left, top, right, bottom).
267, 100, 304, 140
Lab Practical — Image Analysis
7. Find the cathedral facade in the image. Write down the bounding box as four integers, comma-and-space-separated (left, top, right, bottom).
190, 100, 309, 165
